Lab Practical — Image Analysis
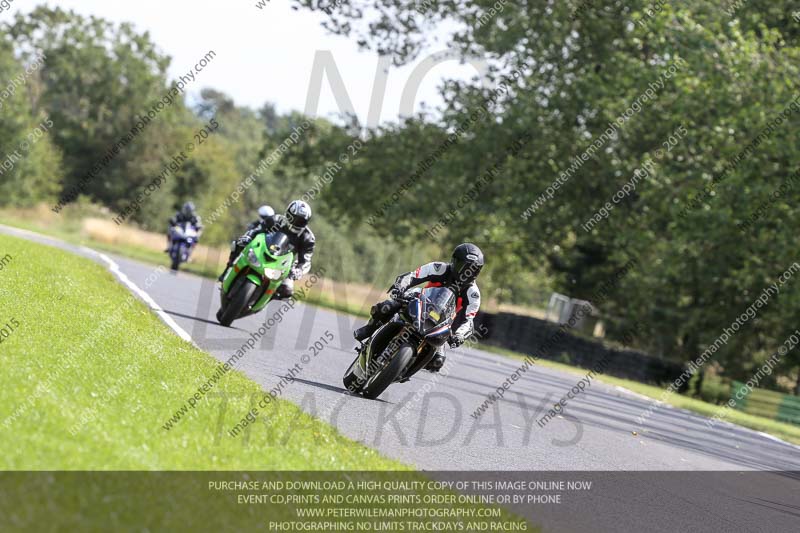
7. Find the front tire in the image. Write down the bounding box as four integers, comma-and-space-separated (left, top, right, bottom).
170, 244, 181, 271
362, 343, 414, 400
343, 356, 362, 393
217, 279, 258, 327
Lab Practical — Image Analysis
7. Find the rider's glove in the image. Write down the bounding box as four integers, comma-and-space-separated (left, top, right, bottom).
448, 336, 465, 349
389, 286, 403, 299
289, 267, 303, 280
236, 235, 252, 247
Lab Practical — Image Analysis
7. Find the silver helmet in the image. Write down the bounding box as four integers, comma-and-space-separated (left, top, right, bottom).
285, 200, 312, 234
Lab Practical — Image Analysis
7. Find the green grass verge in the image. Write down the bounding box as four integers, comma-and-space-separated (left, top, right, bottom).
0, 232, 405, 470
480, 344, 800, 446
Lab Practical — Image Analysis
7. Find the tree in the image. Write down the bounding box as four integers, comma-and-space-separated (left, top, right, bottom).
291, 0, 800, 384
5, 6, 181, 209
0, 39, 62, 206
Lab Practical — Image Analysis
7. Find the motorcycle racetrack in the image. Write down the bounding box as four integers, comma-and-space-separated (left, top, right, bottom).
3, 224, 798, 474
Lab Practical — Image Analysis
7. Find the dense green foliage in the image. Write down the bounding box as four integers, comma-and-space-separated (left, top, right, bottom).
2, 3, 799, 391
0, 37, 62, 204
287, 0, 800, 390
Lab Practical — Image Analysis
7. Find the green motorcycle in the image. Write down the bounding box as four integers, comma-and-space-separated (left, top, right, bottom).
215, 232, 295, 327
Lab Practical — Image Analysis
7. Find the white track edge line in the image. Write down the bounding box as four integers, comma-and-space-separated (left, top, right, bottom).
85, 247, 196, 345
0, 222, 198, 346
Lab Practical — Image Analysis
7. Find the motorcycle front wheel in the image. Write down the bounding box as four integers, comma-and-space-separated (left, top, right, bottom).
216, 278, 258, 327
342, 356, 362, 393
170, 244, 182, 271
361, 343, 414, 400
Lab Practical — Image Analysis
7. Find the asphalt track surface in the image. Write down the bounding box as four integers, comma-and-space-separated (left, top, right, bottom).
4, 225, 800, 532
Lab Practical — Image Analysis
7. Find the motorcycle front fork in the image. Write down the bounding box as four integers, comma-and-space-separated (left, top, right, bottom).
401, 342, 437, 380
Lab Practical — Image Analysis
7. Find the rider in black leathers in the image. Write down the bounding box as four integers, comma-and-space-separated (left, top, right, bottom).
219, 200, 315, 300
353, 243, 484, 373
166, 201, 203, 251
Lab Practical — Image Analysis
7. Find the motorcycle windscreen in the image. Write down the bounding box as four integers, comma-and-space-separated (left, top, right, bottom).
419, 287, 456, 343
183, 222, 198, 239
263, 232, 294, 259
171, 222, 197, 240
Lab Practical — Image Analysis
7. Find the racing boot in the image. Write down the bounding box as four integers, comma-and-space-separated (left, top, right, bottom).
353, 299, 398, 341
353, 319, 380, 342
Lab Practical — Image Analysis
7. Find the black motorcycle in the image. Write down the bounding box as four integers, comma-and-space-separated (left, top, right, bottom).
343, 286, 456, 399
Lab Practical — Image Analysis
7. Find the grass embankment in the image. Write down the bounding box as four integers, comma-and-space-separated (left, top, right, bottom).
2, 209, 798, 447
0, 232, 403, 470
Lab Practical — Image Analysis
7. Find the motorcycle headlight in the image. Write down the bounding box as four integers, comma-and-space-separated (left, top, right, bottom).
263, 267, 283, 280
247, 248, 261, 268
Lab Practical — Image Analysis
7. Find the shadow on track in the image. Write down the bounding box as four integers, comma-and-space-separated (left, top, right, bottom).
163, 309, 248, 332
289, 377, 391, 403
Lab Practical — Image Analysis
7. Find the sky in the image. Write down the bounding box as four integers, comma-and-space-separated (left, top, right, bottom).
1, 0, 486, 126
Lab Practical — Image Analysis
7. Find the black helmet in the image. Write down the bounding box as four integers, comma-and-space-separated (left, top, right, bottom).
285, 200, 312, 234
451, 243, 484, 285
181, 202, 196, 217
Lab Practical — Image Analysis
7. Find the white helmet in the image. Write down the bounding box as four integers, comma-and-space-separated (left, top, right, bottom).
285, 200, 312, 234
257, 205, 275, 222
